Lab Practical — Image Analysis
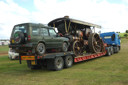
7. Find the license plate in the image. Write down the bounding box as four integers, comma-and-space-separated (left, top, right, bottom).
21, 56, 35, 60
12, 40, 14, 43
31, 60, 36, 65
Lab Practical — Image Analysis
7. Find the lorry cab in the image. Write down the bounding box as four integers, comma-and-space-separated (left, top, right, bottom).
100, 32, 121, 54
100, 32, 120, 46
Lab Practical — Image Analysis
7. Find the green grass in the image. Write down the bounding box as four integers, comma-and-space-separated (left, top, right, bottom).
119, 33, 128, 38
0, 45, 9, 52
0, 39, 128, 85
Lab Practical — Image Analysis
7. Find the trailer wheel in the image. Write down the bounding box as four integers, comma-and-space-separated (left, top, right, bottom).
36, 43, 45, 55
47, 57, 64, 71
64, 56, 73, 68
106, 47, 111, 56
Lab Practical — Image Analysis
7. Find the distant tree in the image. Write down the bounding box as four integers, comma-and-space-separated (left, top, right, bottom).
116, 32, 120, 33
126, 30, 128, 33
124, 34, 128, 37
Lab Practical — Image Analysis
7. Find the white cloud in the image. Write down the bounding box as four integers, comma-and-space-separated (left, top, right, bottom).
0, 0, 128, 39
33, 0, 128, 33
0, 0, 31, 39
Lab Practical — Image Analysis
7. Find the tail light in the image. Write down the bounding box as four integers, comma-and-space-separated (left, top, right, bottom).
28, 35, 31, 41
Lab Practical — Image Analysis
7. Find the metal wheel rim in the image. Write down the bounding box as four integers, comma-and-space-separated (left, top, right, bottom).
63, 43, 68, 52
73, 41, 82, 55
66, 56, 72, 66
93, 34, 101, 52
55, 58, 63, 69
37, 44, 45, 54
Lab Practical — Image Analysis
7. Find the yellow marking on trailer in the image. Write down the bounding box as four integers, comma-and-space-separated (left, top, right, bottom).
21, 56, 35, 60
31, 60, 36, 65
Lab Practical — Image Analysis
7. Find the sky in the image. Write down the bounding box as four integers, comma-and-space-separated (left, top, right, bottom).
0, 0, 128, 39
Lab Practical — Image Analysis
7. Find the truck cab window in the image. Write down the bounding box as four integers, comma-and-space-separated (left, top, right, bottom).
111, 34, 115, 41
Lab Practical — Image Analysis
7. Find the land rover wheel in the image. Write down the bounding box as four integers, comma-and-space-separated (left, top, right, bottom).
14, 31, 25, 44
64, 56, 73, 68
62, 42, 68, 52
36, 43, 45, 55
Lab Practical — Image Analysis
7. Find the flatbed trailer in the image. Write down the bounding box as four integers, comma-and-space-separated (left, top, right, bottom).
19, 48, 107, 71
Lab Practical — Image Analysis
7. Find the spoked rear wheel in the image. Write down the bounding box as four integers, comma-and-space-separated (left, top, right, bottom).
88, 33, 103, 53
73, 40, 82, 55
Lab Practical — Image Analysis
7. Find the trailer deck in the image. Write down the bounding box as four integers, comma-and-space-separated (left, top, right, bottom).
20, 51, 106, 62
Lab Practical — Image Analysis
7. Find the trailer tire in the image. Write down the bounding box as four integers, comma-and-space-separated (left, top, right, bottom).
47, 57, 64, 71
64, 56, 73, 68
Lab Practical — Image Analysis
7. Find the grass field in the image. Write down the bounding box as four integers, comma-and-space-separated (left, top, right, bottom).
119, 33, 128, 38
0, 39, 128, 85
0, 45, 9, 53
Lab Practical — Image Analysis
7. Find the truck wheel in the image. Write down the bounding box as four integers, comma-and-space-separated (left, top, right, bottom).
62, 42, 68, 52
111, 46, 114, 55
64, 56, 73, 68
107, 47, 111, 56
36, 43, 45, 55
116, 46, 119, 53
47, 57, 64, 71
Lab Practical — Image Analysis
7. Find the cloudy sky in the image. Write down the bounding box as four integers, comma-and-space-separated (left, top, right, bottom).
0, 0, 128, 39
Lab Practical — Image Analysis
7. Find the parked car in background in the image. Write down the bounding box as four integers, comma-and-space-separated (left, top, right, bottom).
8, 48, 19, 60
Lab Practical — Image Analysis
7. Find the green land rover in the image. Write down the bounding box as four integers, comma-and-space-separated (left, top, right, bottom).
9, 23, 69, 55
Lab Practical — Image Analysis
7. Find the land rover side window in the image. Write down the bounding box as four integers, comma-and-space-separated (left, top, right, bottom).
12, 25, 26, 36
49, 29, 56, 36
32, 28, 40, 36
40, 28, 49, 36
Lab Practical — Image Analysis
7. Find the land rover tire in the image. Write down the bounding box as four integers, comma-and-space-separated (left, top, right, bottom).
36, 43, 46, 55
62, 42, 68, 52
14, 31, 25, 44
